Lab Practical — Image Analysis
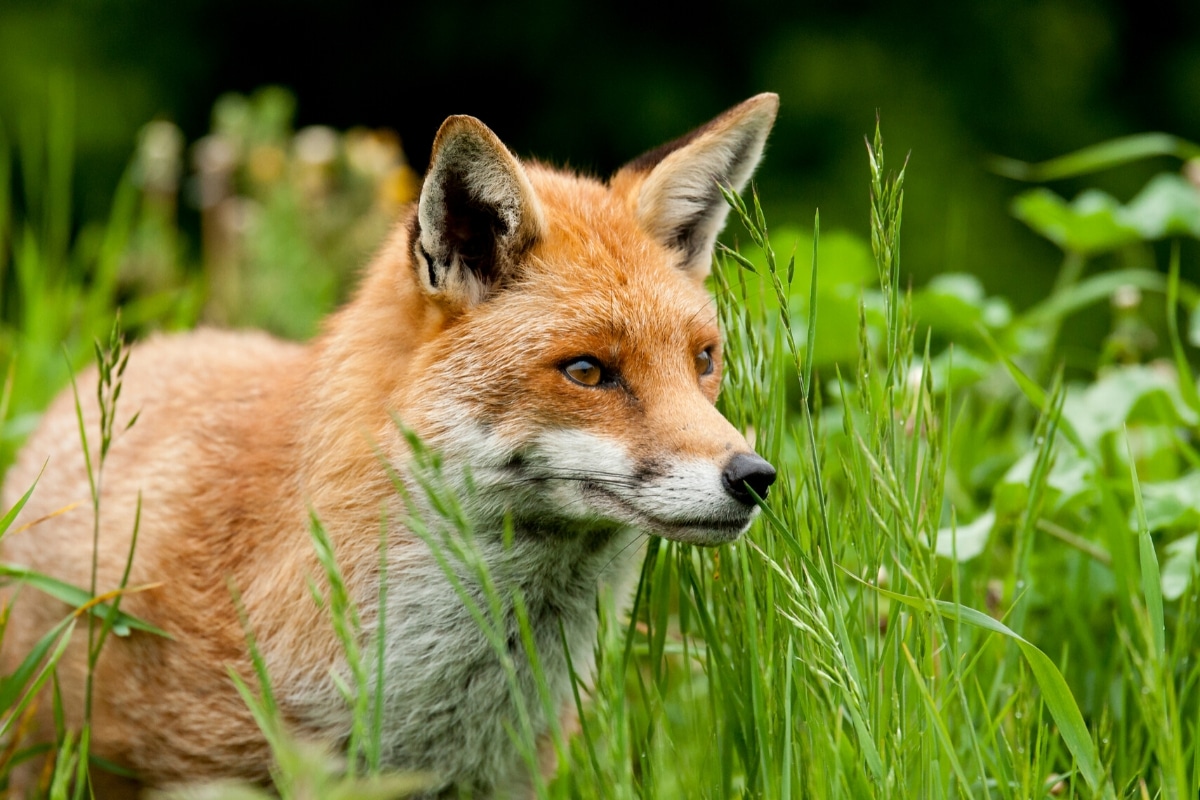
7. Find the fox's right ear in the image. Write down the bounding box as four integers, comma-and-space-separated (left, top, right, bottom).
613, 93, 778, 279
412, 116, 544, 308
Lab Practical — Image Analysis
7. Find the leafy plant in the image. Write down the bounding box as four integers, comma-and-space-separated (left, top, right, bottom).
7, 91, 1200, 799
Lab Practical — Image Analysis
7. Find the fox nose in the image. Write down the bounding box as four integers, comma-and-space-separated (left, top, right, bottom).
721, 453, 777, 505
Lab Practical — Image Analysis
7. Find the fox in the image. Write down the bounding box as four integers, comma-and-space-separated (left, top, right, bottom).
0, 93, 779, 797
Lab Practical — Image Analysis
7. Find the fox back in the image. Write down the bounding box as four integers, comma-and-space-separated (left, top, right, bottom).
0, 94, 778, 797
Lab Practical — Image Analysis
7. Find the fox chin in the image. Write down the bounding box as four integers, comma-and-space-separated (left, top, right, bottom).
1, 92, 779, 798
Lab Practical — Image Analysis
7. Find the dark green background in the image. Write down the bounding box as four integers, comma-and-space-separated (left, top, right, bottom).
3, 0, 1198, 309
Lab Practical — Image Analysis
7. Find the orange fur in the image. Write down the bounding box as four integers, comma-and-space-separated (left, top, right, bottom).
0, 94, 778, 797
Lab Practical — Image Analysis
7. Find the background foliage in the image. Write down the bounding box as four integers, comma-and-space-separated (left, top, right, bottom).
4, 2, 1200, 798
2, 0, 1199, 305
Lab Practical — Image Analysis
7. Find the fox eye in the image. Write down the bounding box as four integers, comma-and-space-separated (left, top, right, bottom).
695, 348, 715, 377
562, 358, 605, 387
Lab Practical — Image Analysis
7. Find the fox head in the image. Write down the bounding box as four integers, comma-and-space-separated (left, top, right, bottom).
391, 94, 779, 546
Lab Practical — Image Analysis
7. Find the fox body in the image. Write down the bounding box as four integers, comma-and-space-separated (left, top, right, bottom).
1, 94, 778, 796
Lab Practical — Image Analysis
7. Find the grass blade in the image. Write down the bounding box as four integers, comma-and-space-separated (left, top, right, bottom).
1165, 242, 1200, 413
1127, 429, 1165, 660
0, 462, 45, 540
850, 574, 1115, 799
0, 563, 170, 638
0, 615, 75, 716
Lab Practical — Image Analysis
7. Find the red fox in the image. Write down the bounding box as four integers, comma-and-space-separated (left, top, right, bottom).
1, 93, 778, 797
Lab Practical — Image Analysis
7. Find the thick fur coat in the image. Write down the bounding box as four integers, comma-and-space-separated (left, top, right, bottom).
0, 94, 779, 797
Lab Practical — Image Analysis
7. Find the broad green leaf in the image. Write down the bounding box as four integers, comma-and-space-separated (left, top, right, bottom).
976, 324, 1088, 453
1137, 473, 1200, 531
792, 286, 866, 366
997, 446, 1096, 518
923, 347, 993, 393
1126, 425, 1183, 483
1161, 533, 1198, 601
912, 273, 1013, 340
1064, 365, 1198, 449
744, 226, 876, 291
753, 228, 881, 368
1012, 188, 1141, 255
1013, 174, 1200, 256
935, 510, 994, 562
1124, 174, 1200, 240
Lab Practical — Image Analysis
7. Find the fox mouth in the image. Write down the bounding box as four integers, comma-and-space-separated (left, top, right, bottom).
580, 481, 755, 545
484, 437, 761, 545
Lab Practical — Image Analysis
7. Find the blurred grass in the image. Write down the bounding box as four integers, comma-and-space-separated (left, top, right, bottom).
0, 85, 418, 471
4, 91, 1200, 798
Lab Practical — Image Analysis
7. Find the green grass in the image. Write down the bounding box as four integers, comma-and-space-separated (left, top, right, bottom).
4, 92, 1200, 798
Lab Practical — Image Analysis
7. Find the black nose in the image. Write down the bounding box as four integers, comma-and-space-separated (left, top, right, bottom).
721, 453, 777, 505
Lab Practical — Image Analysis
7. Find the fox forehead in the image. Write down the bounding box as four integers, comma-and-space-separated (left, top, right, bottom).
400, 168, 724, 440
498, 165, 720, 343
433, 168, 721, 369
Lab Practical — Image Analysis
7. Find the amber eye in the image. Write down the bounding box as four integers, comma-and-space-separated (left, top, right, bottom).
695, 348, 715, 377
563, 358, 604, 387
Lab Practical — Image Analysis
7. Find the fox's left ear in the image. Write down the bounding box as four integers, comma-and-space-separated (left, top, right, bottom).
613, 93, 778, 278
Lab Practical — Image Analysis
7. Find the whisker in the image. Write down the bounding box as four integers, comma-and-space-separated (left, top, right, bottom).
684, 295, 719, 331
600, 529, 650, 574
506, 475, 639, 489
474, 463, 645, 482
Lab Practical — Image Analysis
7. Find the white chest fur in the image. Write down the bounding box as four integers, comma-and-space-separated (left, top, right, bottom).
289, 526, 643, 796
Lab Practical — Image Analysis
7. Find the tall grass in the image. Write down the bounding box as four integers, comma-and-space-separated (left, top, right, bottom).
548, 121, 1200, 798
4, 95, 1200, 799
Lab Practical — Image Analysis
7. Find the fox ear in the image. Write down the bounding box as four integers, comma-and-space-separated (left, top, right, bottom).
614, 93, 778, 278
413, 116, 544, 307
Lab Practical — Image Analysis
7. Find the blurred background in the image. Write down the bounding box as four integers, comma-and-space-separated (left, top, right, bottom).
3, 0, 1199, 299
2, 0, 1200, 456
5, 3, 1200, 788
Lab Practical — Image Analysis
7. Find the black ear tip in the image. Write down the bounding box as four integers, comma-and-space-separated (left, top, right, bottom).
721, 453, 777, 505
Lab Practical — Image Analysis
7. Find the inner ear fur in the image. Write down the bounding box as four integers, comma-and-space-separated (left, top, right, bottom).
414, 116, 544, 307
613, 93, 779, 278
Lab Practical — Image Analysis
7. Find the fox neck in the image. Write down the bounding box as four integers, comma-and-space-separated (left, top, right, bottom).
363, 517, 643, 790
